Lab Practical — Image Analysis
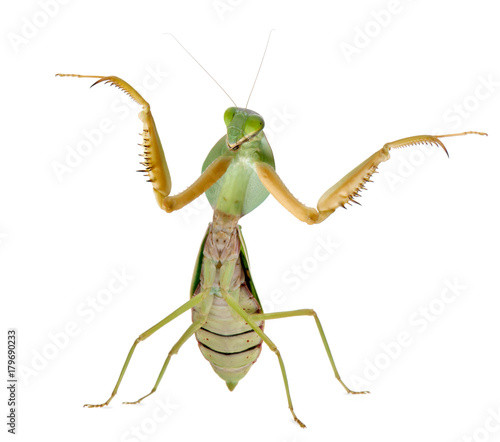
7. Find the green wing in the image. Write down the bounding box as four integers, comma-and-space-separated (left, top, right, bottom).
237, 225, 262, 309
190, 225, 210, 296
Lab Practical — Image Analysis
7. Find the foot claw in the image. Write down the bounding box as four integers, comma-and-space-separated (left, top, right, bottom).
295, 417, 307, 428
83, 403, 108, 408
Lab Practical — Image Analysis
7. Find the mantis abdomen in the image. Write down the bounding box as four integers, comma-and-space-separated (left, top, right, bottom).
191, 210, 264, 391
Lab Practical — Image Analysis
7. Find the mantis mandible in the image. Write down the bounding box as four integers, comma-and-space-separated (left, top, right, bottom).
57, 36, 486, 427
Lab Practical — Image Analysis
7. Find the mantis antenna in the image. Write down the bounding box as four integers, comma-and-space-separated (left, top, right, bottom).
245, 30, 274, 109
165, 33, 238, 107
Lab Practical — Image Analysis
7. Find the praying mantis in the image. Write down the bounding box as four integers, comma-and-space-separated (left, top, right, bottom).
57, 37, 486, 428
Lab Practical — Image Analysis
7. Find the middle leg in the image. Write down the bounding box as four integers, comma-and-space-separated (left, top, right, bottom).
123, 319, 206, 405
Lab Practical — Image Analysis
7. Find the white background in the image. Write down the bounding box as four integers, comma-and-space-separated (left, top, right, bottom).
1, 0, 499, 441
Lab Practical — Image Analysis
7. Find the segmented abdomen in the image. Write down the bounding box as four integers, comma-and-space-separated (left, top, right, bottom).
193, 282, 263, 390
191, 213, 264, 391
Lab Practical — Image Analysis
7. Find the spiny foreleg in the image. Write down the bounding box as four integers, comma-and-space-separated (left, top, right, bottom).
255, 131, 487, 224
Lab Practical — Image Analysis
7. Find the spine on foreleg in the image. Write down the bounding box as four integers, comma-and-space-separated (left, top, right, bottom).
191, 211, 264, 391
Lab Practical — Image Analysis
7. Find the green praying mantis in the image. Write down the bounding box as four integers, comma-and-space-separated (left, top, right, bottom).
57, 36, 486, 428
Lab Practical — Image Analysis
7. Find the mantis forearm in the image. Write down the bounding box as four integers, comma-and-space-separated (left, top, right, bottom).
255, 132, 486, 225
56, 73, 236, 213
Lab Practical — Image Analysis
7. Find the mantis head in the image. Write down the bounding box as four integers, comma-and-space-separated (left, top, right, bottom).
224, 107, 265, 150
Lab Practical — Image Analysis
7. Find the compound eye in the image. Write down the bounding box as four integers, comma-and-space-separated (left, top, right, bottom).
244, 115, 264, 136
224, 107, 237, 126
